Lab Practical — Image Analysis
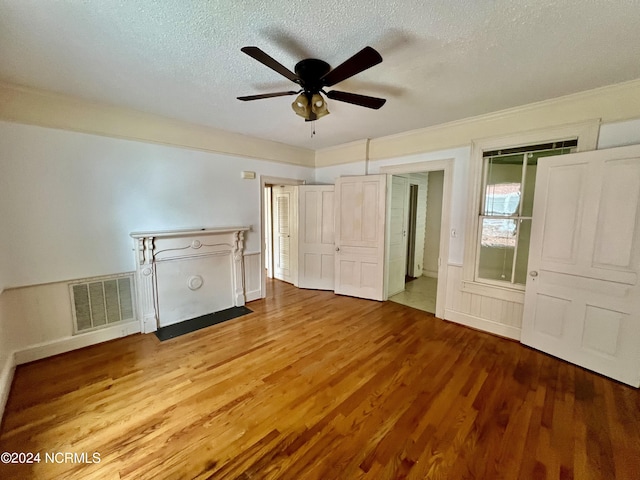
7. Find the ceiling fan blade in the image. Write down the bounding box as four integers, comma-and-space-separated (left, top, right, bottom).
320, 46, 383, 87
326, 90, 386, 109
237, 91, 299, 101
241, 46, 300, 83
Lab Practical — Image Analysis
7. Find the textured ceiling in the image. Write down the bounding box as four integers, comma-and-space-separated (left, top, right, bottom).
1, 0, 640, 150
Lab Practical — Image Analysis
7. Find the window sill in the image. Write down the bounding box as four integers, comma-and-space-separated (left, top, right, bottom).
461, 280, 525, 303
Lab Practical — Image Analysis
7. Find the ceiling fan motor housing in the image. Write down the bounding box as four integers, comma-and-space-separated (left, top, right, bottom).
294, 59, 331, 93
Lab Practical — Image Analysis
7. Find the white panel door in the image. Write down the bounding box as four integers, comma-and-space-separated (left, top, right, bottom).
388, 175, 409, 295
521, 144, 640, 387
272, 186, 297, 285
298, 185, 335, 290
334, 174, 387, 301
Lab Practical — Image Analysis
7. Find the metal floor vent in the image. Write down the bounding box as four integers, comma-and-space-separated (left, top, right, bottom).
70, 274, 135, 334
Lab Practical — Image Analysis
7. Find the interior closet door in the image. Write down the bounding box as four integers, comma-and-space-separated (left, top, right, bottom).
521, 144, 640, 387
298, 185, 335, 290
272, 185, 298, 285
334, 174, 387, 301
387, 175, 409, 295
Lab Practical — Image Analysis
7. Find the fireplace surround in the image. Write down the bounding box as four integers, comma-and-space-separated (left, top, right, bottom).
131, 227, 250, 333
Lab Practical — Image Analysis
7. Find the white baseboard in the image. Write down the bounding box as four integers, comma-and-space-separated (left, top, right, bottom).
14, 321, 141, 365
444, 309, 521, 341
0, 353, 16, 421
423, 270, 439, 279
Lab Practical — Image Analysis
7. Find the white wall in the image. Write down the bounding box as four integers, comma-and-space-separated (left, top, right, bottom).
423, 171, 444, 278
0, 121, 314, 288
597, 118, 640, 149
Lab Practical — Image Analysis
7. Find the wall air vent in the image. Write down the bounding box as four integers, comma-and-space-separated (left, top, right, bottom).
69, 274, 135, 334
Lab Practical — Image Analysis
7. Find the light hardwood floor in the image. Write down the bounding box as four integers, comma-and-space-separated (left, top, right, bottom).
1, 279, 639, 479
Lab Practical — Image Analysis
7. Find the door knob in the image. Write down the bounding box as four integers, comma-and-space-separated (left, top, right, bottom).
529, 271, 538, 277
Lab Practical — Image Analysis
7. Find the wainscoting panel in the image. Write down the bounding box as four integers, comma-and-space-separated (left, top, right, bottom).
444, 264, 523, 340
244, 252, 262, 302
0, 352, 15, 422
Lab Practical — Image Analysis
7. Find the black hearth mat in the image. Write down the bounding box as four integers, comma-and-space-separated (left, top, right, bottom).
155, 306, 253, 341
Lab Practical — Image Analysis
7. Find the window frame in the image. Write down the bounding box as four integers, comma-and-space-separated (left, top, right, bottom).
462, 121, 600, 299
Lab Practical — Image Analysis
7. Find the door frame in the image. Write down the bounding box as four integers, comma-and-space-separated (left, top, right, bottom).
379, 159, 454, 319
260, 176, 306, 299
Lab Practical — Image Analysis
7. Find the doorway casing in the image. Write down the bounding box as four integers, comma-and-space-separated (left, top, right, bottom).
380, 159, 454, 319
260, 176, 306, 299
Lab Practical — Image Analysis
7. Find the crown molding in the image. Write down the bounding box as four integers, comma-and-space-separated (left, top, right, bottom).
314, 78, 640, 166
3, 78, 639, 169
369, 78, 640, 161
0, 82, 315, 167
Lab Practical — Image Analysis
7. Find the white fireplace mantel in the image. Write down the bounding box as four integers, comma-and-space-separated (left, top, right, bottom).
131, 226, 250, 333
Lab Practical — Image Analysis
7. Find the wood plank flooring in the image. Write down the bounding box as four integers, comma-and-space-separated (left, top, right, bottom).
1, 279, 639, 479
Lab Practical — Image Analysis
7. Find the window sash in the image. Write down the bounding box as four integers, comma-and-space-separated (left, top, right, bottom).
475, 146, 573, 287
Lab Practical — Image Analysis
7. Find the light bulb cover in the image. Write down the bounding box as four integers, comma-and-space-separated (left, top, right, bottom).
311, 93, 329, 119
291, 93, 310, 119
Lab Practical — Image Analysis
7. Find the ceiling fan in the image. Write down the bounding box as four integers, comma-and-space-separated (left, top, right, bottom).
237, 46, 386, 121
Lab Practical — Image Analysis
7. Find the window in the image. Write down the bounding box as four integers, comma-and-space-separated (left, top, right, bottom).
475, 141, 577, 286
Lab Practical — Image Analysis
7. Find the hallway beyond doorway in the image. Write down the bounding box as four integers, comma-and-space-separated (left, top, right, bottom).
389, 276, 437, 314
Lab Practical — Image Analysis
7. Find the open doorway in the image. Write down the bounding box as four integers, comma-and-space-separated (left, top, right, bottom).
388, 171, 444, 314
381, 160, 453, 318
260, 176, 305, 298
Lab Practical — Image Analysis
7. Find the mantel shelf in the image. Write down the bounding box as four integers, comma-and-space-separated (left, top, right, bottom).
130, 226, 250, 239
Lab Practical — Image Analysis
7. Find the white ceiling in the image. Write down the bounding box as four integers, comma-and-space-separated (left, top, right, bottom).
1, 1, 640, 150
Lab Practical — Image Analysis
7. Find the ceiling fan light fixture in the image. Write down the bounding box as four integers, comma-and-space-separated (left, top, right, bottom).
240, 46, 386, 125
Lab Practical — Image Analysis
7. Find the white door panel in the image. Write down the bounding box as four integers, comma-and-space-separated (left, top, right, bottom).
388, 176, 409, 296
334, 175, 387, 301
272, 186, 298, 285
521, 144, 640, 387
298, 185, 335, 290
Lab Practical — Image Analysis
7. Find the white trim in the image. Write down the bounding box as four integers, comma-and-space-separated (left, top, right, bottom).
444, 309, 521, 341
373, 94, 605, 145
0, 353, 16, 422
259, 176, 306, 299
13, 320, 140, 365
462, 120, 601, 300
380, 158, 454, 319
